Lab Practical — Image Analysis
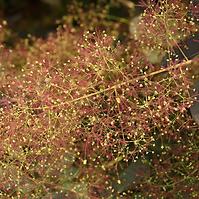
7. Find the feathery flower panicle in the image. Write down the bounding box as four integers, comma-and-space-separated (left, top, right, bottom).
0, 1, 198, 198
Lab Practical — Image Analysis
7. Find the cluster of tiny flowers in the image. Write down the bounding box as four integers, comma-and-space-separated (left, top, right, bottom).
134, 0, 198, 52
0, 1, 198, 198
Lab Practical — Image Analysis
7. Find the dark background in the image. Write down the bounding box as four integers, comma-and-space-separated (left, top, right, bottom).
0, 0, 139, 37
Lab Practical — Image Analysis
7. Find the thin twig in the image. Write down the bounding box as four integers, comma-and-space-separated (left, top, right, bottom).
19, 59, 194, 111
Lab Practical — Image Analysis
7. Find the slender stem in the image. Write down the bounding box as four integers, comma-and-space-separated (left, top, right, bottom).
20, 59, 194, 111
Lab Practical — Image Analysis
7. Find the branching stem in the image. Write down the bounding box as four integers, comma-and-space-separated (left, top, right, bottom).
21, 59, 195, 111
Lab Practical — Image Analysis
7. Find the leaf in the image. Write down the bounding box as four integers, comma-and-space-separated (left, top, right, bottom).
111, 159, 150, 194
